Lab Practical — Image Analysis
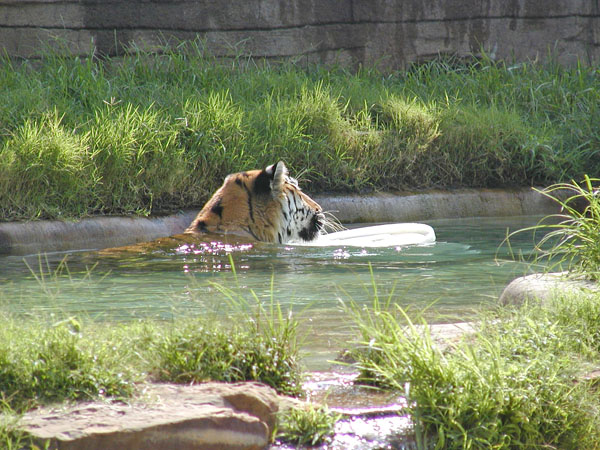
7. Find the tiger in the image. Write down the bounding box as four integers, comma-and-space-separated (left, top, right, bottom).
184, 161, 326, 244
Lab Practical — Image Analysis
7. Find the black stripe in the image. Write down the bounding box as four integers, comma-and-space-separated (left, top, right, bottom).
246, 226, 259, 240
253, 169, 273, 194
241, 183, 255, 222
211, 199, 223, 217
247, 195, 254, 222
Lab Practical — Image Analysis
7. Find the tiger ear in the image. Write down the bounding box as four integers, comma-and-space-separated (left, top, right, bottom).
266, 161, 287, 193
254, 161, 288, 195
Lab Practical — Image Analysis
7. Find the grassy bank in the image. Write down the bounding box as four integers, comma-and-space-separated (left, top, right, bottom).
0, 302, 301, 406
0, 272, 305, 446
4, 292, 600, 449
1, 41, 599, 221
0, 313, 302, 445
346, 290, 600, 449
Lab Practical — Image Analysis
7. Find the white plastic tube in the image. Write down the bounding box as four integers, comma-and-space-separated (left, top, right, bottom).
311, 223, 436, 248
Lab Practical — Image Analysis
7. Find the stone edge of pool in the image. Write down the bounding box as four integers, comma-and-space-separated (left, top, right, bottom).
0, 188, 561, 256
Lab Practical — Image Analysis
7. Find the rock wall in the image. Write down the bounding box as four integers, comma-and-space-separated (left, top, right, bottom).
0, 0, 598, 68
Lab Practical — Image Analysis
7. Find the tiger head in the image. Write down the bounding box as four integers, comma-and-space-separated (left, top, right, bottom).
185, 162, 325, 243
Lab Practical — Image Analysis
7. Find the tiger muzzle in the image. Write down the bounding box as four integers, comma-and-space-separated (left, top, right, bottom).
299, 212, 325, 242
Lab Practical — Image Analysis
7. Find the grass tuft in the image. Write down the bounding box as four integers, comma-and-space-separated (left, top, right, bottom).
151, 316, 302, 396
508, 176, 600, 280
0, 315, 136, 412
276, 403, 340, 447
0, 111, 93, 220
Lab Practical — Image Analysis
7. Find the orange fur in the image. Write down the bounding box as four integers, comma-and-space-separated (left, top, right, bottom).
185, 162, 324, 243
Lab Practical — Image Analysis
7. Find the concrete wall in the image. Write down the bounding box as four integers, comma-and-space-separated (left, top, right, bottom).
0, 0, 598, 67
0, 189, 563, 254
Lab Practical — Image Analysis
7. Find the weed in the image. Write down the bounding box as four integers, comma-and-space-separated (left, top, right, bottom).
508, 176, 600, 280
276, 403, 340, 446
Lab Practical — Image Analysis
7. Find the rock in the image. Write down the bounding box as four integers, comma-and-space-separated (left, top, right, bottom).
499, 272, 599, 306
20, 382, 285, 450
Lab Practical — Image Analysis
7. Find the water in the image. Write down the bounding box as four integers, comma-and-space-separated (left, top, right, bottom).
0, 216, 543, 369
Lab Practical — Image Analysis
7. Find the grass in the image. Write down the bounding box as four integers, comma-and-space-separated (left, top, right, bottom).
345, 288, 600, 449
0, 282, 302, 406
151, 311, 302, 396
507, 176, 600, 280
0, 312, 301, 448
0, 398, 51, 450
0, 316, 137, 413
275, 403, 341, 446
0, 311, 302, 446
1, 40, 599, 220
342, 181, 600, 449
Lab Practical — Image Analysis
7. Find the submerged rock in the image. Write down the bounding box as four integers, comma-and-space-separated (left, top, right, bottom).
301, 372, 414, 450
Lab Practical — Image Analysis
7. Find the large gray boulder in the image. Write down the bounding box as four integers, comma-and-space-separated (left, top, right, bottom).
499, 272, 599, 306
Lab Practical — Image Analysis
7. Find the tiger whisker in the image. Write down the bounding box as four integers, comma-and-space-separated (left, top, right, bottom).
320, 211, 346, 234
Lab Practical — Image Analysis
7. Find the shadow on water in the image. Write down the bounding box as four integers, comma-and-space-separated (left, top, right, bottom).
0, 216, 546, 370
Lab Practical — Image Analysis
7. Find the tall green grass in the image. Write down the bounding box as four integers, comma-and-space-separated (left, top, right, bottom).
1, 41, 598, 220
0, 279, 303, 414
150, 284, 303, 396
345, 291, 600, 449
507, 176, 600, 280
0, 308, 302, 447
276, 403, 340, 447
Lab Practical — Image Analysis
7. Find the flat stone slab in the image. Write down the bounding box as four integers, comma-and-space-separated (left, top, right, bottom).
21, 382, 287, 450
499, 272, 599, 306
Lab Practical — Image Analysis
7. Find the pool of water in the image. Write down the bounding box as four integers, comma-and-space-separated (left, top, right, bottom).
0, 216, 544, 369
